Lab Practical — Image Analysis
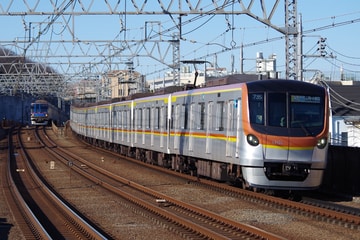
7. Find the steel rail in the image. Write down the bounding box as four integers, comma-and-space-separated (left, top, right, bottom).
39, 128, 285, 240
5, 127, 51, 239
19, 127, 109, 239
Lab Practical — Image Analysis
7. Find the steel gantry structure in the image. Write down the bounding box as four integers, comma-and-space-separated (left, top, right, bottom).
0, 0, 300, 98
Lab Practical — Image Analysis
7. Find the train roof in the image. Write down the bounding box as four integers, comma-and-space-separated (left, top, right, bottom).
72, 74, 258, 108
72, 75, 326, 109
32, 100, 48, 105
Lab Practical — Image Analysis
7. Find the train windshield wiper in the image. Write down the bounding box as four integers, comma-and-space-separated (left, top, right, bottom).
299, 123, 314, 136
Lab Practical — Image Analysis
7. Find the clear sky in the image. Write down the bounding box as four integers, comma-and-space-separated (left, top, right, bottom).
0, 0, 359, 81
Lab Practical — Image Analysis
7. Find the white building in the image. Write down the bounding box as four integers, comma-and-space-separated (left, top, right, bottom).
100, 70, 147, 99
149, 66, 230, 91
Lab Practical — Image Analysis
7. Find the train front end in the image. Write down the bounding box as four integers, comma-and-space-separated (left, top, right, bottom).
240, 80, 329, 190
30, 102, 49, 125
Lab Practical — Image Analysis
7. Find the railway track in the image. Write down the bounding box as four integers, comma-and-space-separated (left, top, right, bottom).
35, 126, 285, 239
186, 178, 360, 230
23, 125, 359, 239
68, 127, 360, 232
4, 127, 111, 239
1, 128, 45, 239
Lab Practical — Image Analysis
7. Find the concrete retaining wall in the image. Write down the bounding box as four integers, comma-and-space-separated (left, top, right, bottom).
322, 146, 360, 196
0, 96, 33, 125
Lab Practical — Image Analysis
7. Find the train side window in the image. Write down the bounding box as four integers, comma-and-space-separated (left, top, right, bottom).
190, 103, 195, 131
215, 101, 224, 131
137, 109, 143, 129
106, 112, 109, 127
268, 93, 287, 127
118, 110, 122, 128
208, 101, 214, 131
165, 106, 168, 130
154, 107, 160, 129
175, 104, 181, 130
181, 104, 187, 129
199, 102, 205, 130
112, 111, 116, 127
145, 107, 151, 129
160, 106, 166, 130
132, 109, 135, 129
134, 110, 137, 129
98, 112, 101, 126
227, 100, 236, 132
249, 93, 264, 125
170, 105, 174, 129
123, 111, 128, 129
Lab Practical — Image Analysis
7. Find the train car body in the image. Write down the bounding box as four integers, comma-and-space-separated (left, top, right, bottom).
70, 79, 329, 190
30, 100, 49, 125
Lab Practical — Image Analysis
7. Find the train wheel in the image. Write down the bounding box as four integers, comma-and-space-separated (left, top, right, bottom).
241, 180, 250, 190
288, 191, 302, 201
264, 189, 275, 196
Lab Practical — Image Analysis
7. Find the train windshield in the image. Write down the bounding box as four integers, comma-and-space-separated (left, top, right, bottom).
31, 104, 48, 113
249, 92, 325, 136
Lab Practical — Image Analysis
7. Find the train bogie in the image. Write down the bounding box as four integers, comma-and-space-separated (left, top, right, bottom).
70, 78, 329, 191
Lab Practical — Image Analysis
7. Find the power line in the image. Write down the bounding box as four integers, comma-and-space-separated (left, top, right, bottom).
303, 17, 360, 34
323, 58, 360, 73
327, 43, 360, 60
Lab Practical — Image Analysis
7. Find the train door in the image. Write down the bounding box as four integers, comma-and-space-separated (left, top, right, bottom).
174, 104, 181, 150
160, 106, 166, 148
89, 112, 93, 138
189, 103, 195, 152
151, 107, 156, 147
264, 93, 289, 161
235, 98, 242, 158
134, 108, 141, 144
111, 107, 114, 143
106, 110, 109, 140
226, 100, 237, 157
120, 110, 123, 142
107, 107, 111, 141
95, 107, 98, 139
84, 110, 88, 137
206, 102, 213, 154
142, 108, 148, 145
117, 110, 121, 142
130, 101, 134, 147
104, 110, 107, 140
121, 110, 126, 142
99, 111, 103, 139
116, 109, 119, 142
166, 95, 172, 154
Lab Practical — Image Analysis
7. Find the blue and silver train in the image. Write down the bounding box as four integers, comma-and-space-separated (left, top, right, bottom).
70, 78, 329, 190
30, 100, 49, 125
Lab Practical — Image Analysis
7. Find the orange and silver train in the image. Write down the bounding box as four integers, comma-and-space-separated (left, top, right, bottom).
70, 78, 329, 190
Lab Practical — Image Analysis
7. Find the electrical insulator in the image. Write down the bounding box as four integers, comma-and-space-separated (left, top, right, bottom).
317, 37, 327, 57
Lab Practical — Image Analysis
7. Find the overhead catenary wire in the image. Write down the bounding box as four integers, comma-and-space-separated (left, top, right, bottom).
327, 43, 360, 60
320, 80, 360, 113
31, 2, 360, 82
323, 58, 360, 73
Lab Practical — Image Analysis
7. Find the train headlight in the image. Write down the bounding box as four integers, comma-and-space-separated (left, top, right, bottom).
247, 134, 259, 146
316, 137, 327, 149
